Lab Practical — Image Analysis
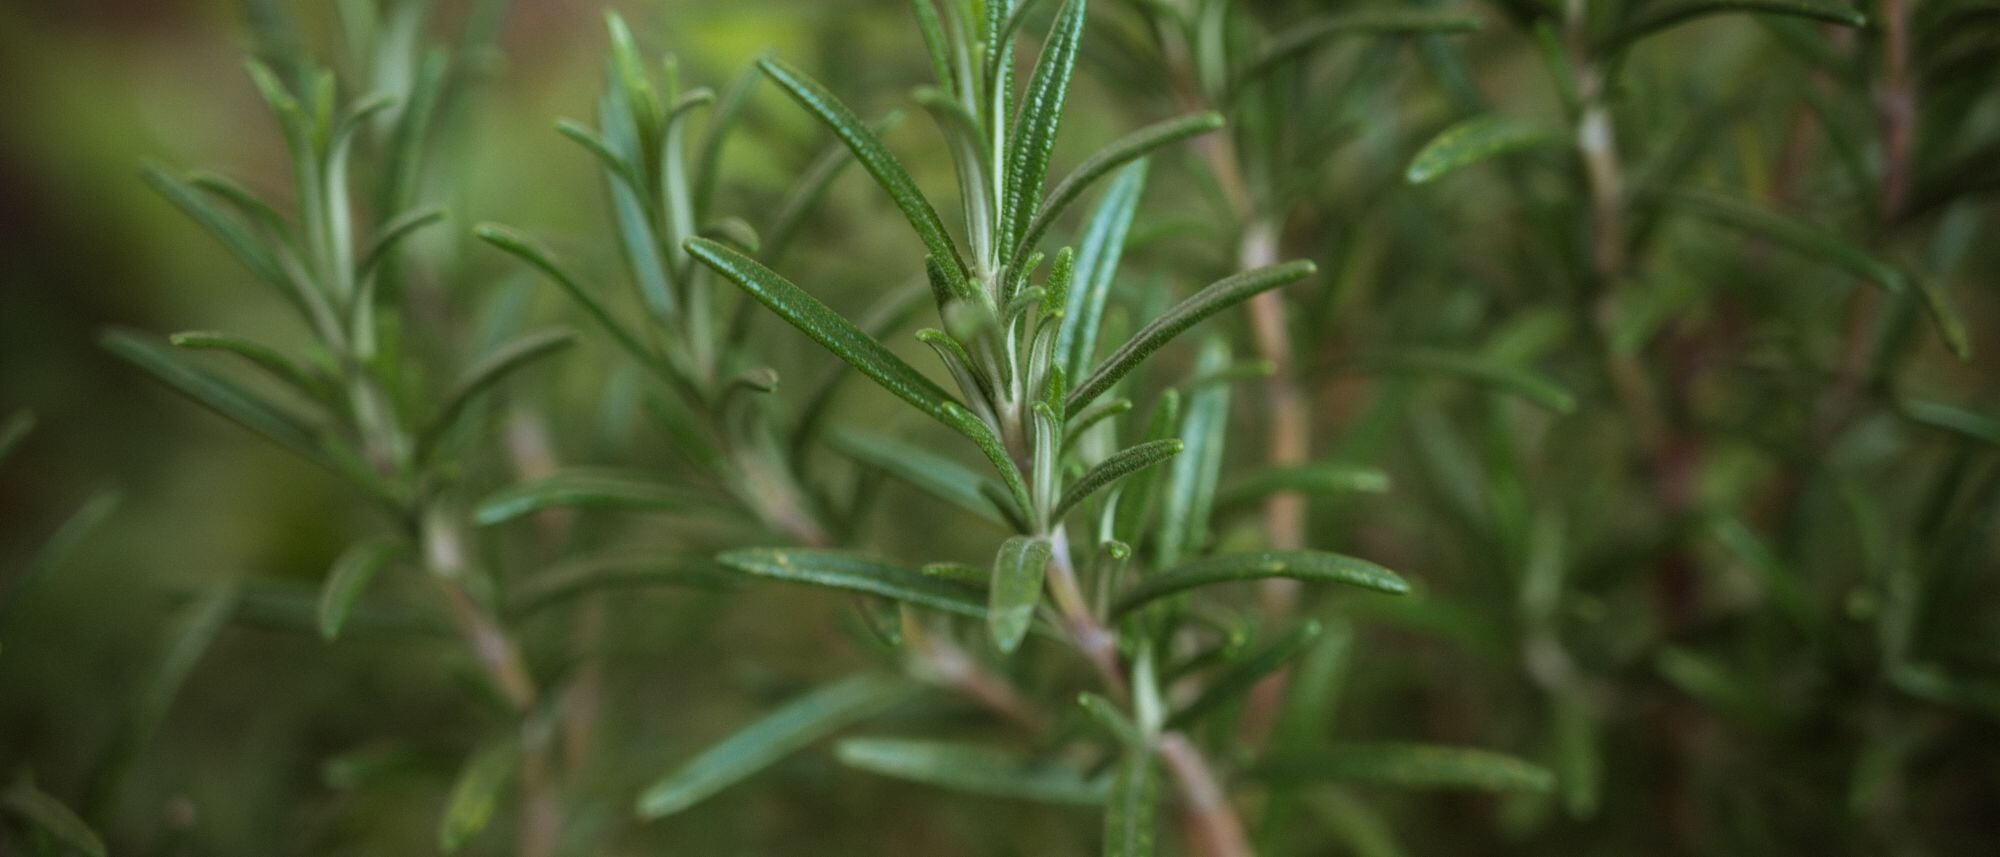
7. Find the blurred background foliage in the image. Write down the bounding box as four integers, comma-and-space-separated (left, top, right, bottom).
2, 0, 1998, 854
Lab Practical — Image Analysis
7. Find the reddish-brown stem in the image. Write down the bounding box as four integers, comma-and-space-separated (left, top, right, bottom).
1159, 732, 1254, 857
1877, 0, 1913, 220
1045, 527, 1129, 699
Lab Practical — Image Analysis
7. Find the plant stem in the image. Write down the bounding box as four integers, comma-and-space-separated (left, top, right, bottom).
1045, 525, 1127, 698
1159, 731, 1254, 857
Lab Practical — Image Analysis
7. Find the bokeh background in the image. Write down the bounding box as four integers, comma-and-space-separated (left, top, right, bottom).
4, 0, 1999, 855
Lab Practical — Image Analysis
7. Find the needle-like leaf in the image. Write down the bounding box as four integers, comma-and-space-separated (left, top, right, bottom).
717, 548, 991, 621
1111, 551, 1408, 618
1405, 115, 1561, 184
318, 536, 403, 640
834, 738, 1110, 804
1067, 261, 1315, 415
472, 469, 708, 526
1598, 1, 1866, 55
1, 779, 105, 857
1017, 113, 1219, 269
417, 328, 576, 461
637, 674, 913, 818
1232, 10, 1484, 99
758, 56, 972, 297
1054, 439, 1183, 520
1000, 0, 1087, 257
1249, 743, 1555, 793
1103, 746, 1159, 857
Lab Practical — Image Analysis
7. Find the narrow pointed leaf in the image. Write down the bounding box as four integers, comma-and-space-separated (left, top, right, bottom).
1250, 743, 1555, 793
419, 328, 576, 457
637, 674, 913, 818
1364, 348, 1576, 413
1599, 1, 1866, 54
1, 780, 105, 857
1056, 161, 1148, 379
834, 738, 1109, 805
1001, 0, 1087, 256
1018, 113, 1219, 269
1661, 190, 1907, 293
717, 548, 990, 620
766, 111, 906, 264
758, 57, 970, 293
0, 491, 119, 627
1170, 621, 1322, 728
438, 739, 518, 853
1900, 398, 2000, 446
1055, 439, 1183, 519
358, 206, 447, 280
508, 554, 734, 619
1234, 11, 1484, 98
1068, 261, 1315, 415
990, 536, 1050, 653
474, 224, 656, 364
102, 330, 335, 469
1216, 462, 1389, 513
168, 330, 323, 398
1112, 551, 1408, 618
688, 238, 963, 424
473, 469, 707, 526
832, 428, 1009, 526
1405, 115, 1560, 184
318, 536, 403, 640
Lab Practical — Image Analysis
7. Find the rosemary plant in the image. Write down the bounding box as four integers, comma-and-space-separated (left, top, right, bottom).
634, 3, 1547, 855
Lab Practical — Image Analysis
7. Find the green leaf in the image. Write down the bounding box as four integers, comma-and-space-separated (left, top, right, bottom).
637, 674, 912, 818
687, 238, 963, 425
1364, 347, 1577, 413
1067, 261, 1315, 415
1056, 160, 1148, 379
1900, 398, 2000, 446
1000, 0, 1087, 257
1103, 746, 1158, 857
766, 110, 906, 264
1170, 621, 1321, 728
1, 778, 106, 857
831, 428, 1009, 526
688, 238, 1035, 512
102, 330, 356, 478
358, 206, 447, 281
94, 587, 238, 815
834, 738, 1109, 805
1078, 692, 1142, 745
318, 536, 403, 640
418, 328, 575, 460
1251, 743, 1554, 793
508, 554, 734, 619
1055, 439, 1184, 520
758, 56, 970, 295
1599, 1, 1866, 55
1018, 113, 1219, 271
1404, 115, 1561, 184
1112, 551, 1408, 618
168, 330, 324, 399
473, 468, 707, 526
989, 536, 1050, 653
1233, 10, 1484, 98
1152, 344, 1227, 569
438, 739, 518, 853
473, 224, 657, 365
1216, 462, 1389, 513
716, 548, 990, 620
1660, 189, 1907, 293
0, 491, 119, 628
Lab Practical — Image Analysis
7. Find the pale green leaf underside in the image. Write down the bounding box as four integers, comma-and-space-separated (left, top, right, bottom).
637, 673, 912, 818
835, 737, 1110, 805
